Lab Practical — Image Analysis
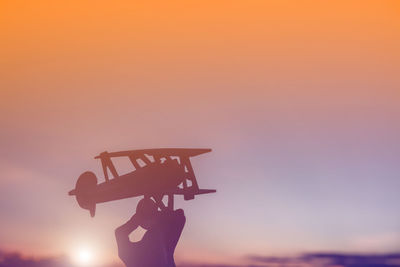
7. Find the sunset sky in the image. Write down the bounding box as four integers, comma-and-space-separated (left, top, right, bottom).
1, 1, 400, 266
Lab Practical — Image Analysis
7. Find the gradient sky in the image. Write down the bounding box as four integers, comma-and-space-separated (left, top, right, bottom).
1, 1, 400, 266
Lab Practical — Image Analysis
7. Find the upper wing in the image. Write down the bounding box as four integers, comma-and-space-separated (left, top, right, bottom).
94, 148, 211, 159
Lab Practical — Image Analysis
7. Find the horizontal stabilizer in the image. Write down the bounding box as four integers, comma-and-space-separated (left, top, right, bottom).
196, 189, 217, 195
171, 188, 216, 196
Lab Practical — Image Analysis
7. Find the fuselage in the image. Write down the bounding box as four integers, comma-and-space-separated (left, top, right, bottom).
93, 159, 186, 203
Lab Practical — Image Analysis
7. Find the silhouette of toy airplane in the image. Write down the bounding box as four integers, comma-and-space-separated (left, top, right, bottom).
69, 148, 216, 217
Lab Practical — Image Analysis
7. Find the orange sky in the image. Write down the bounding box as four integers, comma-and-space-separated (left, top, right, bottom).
1, 1, 400, 266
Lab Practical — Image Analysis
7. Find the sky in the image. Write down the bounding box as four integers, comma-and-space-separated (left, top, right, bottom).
1, 0, 400, 266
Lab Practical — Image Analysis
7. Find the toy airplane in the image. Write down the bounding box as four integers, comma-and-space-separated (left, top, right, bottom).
69, 148, 216, 217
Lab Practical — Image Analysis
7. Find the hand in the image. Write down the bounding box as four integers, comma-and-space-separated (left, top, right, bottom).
129, 213, 138, 222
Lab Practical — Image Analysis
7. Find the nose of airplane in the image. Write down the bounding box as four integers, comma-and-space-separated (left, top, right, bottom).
69, 171, 98, 217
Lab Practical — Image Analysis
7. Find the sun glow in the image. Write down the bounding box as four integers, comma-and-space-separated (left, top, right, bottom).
72, 246, 94, 266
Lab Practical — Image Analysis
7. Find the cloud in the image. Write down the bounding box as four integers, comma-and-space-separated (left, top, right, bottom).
247, 252, 400, 267
0, 250, 125, 267
0, 251, 69, 267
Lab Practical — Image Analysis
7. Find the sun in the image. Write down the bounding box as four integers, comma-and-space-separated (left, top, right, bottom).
72, 247, 94, 266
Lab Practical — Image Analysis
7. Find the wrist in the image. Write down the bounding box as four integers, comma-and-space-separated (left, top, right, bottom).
130, 213, 137, 221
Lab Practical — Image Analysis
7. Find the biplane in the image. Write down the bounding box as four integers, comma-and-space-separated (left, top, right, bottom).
69, 148, 216, 217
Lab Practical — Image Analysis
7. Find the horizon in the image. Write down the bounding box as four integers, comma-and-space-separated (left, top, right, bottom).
2, 249, 400, 267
